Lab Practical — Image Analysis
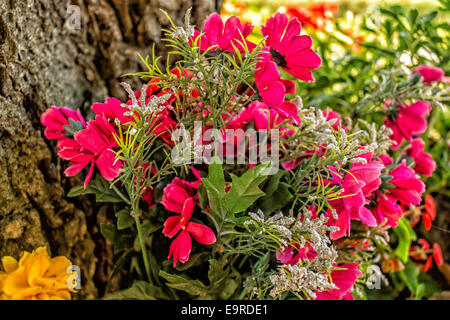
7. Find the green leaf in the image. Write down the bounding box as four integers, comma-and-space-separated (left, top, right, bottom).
420, 11, 438, 24
257, 170, 293, 215
224, 162, 271, 214
398, 260, 420, 294
103, 280, 169, 300
418, 271, 441, 298
105, 249, 133, 294
393, 218, 413, 263
174, 252, 209, 271
159, 271, 209, 297
116, 209, 134, 230
201, 158, 227, 227
100, 223, 134, 254
67, 175, 124, 203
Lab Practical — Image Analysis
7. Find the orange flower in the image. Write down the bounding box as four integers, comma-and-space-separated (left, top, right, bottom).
410, 194, 436, 230
409, 239, 444, 272
0, 247, 77, 300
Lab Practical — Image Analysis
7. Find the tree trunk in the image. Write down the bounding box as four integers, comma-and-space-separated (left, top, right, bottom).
0, 0, 222, 299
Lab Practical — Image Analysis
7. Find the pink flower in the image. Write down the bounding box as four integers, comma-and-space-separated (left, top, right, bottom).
379, 154, 393, 166
328, 153, 383, 239
58, 115, 122, 188
162, 180, 216, 266
92, 97, 134, 123
232, 100, 298, 133
385, 101, 431, 149
167, 224, 216, 267
40, 106, 86, 140
404, 138, 436, 177
315, 263, 362, 300
261, 13, 322, 82
412, 65, 445, 84
192, 13, 256, 52
323, 109, 342, 131
254, 48, 296, 107
372, 192, 404, 227
388, 160, 425, 206
276, 243, 317, 265
161, 178, 196, 216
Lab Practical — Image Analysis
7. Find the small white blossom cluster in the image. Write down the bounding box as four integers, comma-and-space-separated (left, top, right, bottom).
355, 120, 394, 155
120, 82, 173, 117
246, 209, 341, 299
269, 264, 336, 299
171, 8, 195, 42
297, 101, 336, 145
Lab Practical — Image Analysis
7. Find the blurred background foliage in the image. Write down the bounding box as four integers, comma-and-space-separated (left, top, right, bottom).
221, 0, 449, 299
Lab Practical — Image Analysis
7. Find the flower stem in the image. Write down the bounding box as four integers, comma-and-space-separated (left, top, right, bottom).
134, 215, 152, 283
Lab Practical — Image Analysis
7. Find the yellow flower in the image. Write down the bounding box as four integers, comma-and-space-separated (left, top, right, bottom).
0, 247, 77, 300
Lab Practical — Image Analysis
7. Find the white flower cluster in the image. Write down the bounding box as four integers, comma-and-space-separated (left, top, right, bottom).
171, 8, 195, 42
120, 82, 173, 117
246, 209, 341, 299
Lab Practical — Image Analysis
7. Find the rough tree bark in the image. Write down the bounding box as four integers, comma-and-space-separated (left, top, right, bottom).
0, 0, 222, 299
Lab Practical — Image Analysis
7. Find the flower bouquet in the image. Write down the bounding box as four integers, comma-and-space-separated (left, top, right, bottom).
3, 8, 446, 300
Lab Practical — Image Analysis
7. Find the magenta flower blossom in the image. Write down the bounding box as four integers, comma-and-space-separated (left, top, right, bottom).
276, 243, 317, 265
254, 47, 297, 107
92, 97, 134, 123
372, 193, 404, 227
323, 109, 342, 131
254, 48, 287, 107
232, 100, 298, 133
162, 178, 216, 267
192, 13, 256, 52
261, 12, 322, 82
387, 160, 425, 207
412, 65, 445, 84
40, 106, 86, 140
385, 101, 431, 149
315, 263, 362, 300
161, 178, 196, 216
58, 115, 122, 188
167, 224, 216, 267
404, 138, 436, 177
328, 152, 383, 239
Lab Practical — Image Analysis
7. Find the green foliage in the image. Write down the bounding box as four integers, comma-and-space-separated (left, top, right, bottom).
201, 158, 272, 235
103, 280, 169, 300
393, 218, 417, 263
67, 174, 125, 203
159, 258, 240, 299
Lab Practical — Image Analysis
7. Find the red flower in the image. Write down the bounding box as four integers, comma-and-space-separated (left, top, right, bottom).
92, 97, 134, 124
191, 13, 256, 53
315, 263, 362, 300
385, 101, 431, 149
254, 47, 296, 107
161, 178, 196, 215
410, 194, 436, 230
328, 152, 383, 239
276, 243, 317, 265
387, 160, 425, 207
261, 13, 322, 82
433, 243, 444, 266
162, 177, 216, 266
372, 192, 404, 228
167, 224, 216, 267
404, 138, 436, 177
286, 2, 339, 31
410, 240, 444, 272
58, 115, 122, 188
41, 106, 86, 140
412, 65, 445, 84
